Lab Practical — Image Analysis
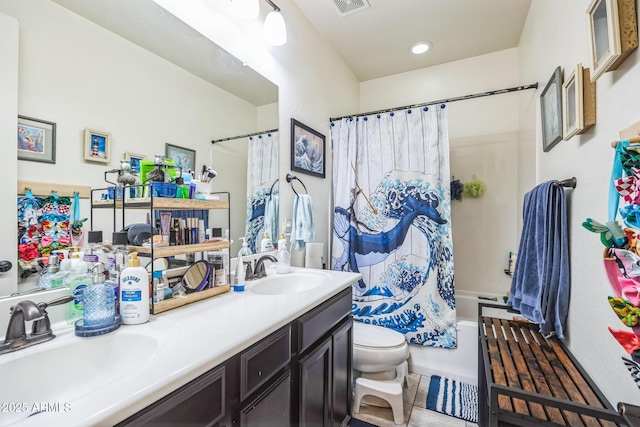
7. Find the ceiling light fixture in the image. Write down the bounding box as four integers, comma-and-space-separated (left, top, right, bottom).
263, 0, 287, 46
410, 41, 432, 55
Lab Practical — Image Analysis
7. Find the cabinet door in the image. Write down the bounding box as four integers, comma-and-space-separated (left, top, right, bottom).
116, 364, 226, 427
298, 338, 332, 427
240, 370, 291, 427
331, 318, 352, 427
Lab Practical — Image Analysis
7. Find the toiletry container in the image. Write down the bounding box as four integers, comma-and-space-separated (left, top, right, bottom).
38, 255, 61, 290
234, 252, 245, 292
238, 237, 252, 257
152, 270, 165, 303
84, 230, 110, 269
66, 261, 92, 324
276, 235, 291, 274
119, 252, 150, 325
260, 232, 274, 253
83, 263, 116, 327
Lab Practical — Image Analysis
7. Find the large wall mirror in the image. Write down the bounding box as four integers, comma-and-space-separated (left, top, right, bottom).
3, 0, 278, 297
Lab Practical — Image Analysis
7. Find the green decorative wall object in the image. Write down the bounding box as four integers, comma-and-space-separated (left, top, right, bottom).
463, 175, 486, 198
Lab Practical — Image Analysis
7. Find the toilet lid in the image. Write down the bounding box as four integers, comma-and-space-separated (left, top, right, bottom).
353, 322, 406, 348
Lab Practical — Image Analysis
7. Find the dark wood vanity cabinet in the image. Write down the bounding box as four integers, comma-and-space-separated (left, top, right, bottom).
117, 287, 352, 427
293, 288, 353, 427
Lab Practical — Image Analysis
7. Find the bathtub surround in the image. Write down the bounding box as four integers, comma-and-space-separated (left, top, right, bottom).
331, 105, 456, 347
508, 180, 570, 338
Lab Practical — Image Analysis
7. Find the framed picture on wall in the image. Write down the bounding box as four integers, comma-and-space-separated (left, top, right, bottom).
124, 152, 146, 174
541, 67, 563, 152
586, 0, 638, 82
17, 115, 56, 164
562, 63, 596, 140
84, 128, 111, 163
290, 118, 325, 178
165, 143, 196, 172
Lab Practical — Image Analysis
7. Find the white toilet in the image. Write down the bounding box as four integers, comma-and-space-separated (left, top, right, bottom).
353, 321, 409, 377
352, 322, 410, 424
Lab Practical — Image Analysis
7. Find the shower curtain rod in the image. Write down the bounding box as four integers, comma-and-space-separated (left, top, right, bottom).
211, 128, 278, 144
329, 83, 538, 122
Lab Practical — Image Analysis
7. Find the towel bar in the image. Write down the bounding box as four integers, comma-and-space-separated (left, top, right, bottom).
286, 173, 308, 196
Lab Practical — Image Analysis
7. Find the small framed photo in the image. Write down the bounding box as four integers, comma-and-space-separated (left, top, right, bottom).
165, 143, 196, 172
586, 0, 638, 82
541, 67, 563, 152
17, 115, 56, 164
84, 128, 111, 163
562, 63, 596, 140
291, 118, 325, 178
124, 152, 146, 174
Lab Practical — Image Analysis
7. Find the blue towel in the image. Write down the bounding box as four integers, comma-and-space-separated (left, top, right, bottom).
291, 194, 315, 251
508, 181, 570, 338
264, 193, 278, 245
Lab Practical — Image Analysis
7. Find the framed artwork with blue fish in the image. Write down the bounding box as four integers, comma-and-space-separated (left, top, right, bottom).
291, 118, 325, 178
17, 115, 56, 164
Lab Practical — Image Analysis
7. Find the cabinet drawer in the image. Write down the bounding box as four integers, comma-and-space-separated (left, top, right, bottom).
241, 325, 291, 400
296, 287, 351, 354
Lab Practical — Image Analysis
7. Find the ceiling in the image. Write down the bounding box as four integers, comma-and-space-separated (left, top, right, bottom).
51, 0, 531, 105
292, 0, 532, 81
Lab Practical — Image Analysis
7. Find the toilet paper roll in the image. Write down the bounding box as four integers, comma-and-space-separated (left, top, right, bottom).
290, 245, 305, 267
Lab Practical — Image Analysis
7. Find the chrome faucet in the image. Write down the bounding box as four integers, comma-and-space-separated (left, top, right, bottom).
246, 255, 278, 280
0, 295, 73, 356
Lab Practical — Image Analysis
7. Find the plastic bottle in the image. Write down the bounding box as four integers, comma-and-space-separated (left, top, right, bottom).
84, 230, 110, 270
119, 252, 150, 325
234, 252, 245, 292
38, 255, 61, 290
238, 236, 252, 257
222, 229, 231, 284
66, 261, 92, 324
83, 263, 116, 327
276, 234, 291, 274
260, 232, 274, 253
51, 259, 72, 289
153, 270, 165, 303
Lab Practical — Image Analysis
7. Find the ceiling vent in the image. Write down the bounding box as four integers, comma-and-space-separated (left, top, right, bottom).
331, 0, 370, 16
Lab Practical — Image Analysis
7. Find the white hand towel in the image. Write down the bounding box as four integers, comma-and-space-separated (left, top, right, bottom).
264, 193, 279, 245
291, 194, 315, 251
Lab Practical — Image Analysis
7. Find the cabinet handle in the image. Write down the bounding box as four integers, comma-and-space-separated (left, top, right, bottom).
258, 370, 262, 376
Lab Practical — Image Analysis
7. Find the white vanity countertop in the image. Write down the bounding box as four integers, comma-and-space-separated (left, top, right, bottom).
0, 268, 360, 427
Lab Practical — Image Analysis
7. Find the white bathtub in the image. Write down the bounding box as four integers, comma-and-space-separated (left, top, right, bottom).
408, 320, 478, 386
455, 290, 506, 321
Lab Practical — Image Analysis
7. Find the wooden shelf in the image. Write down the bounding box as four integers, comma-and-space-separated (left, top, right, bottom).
92, 198, 229, 210
128, 241, 230, 257
153, 284, 231, 314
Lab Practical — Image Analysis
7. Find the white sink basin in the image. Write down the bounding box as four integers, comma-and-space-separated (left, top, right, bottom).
0, 324, 171, 426
250, 271, 332, 295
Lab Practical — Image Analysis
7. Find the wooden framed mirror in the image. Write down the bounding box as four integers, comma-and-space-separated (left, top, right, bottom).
586, 0, 638, 82
562, 64, 596, 140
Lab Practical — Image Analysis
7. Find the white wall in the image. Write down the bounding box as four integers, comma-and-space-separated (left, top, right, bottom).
152, 0, 361, 265
0, 0, 270, 265
361, 49, 521, 298
519, 1, 640, 406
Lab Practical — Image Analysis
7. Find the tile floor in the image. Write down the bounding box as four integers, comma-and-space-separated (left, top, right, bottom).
352, 373, 479, 427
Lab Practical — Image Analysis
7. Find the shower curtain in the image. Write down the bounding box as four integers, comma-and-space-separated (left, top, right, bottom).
246, 131, 279, 253
331, 105, 457, 347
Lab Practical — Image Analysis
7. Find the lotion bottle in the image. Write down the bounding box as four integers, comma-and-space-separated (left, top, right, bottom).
119, 252, 150, 325
260, 232, 274, 253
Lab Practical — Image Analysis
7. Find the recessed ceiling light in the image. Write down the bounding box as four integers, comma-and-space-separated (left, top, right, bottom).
410, 41, 432, 55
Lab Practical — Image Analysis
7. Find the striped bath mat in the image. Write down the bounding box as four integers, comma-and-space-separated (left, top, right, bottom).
426, 376, 478, 423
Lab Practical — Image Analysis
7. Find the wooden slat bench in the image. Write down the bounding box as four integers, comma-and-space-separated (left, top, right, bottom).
478, 303, 626, 427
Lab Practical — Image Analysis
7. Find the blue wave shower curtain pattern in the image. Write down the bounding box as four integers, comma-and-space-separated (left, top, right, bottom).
331, 106, 457, 347
246, 132, 279, 253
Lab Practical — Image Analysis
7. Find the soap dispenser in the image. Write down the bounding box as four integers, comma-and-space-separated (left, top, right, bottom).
83, 263, 116, 327
276, 234, 291, 274
38, 255, 61, 290
238, 236, 252, 257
